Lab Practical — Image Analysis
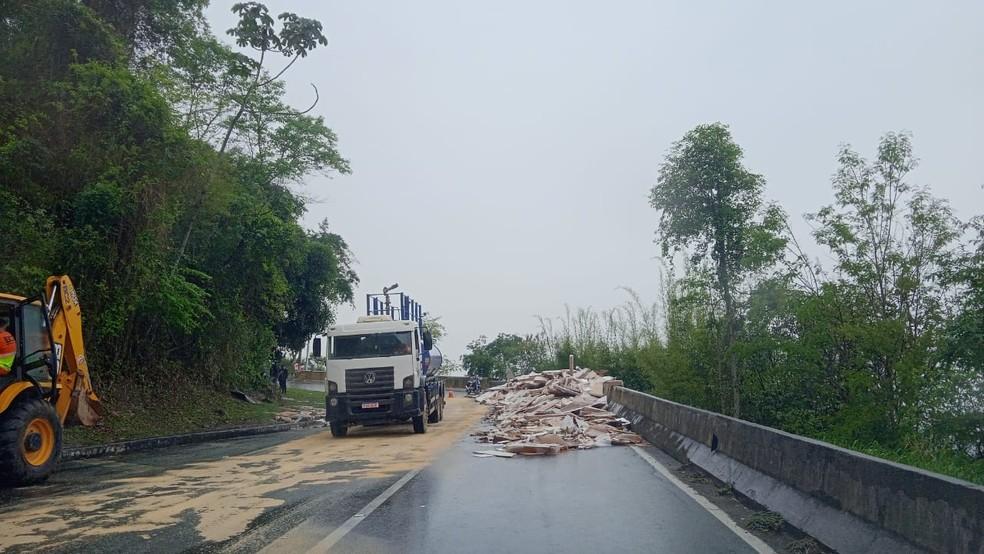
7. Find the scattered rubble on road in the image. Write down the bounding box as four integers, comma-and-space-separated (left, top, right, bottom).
472, 450, 516, 458
471, 368, 642, 457
275, 408, 325, 424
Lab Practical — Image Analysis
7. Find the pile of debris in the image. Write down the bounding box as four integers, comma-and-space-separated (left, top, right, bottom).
472, 368, 642, 457
274, 408, 324, 424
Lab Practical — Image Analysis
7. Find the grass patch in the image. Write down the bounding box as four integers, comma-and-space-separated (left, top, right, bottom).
281, 387, 324, 406
786, 537, 823, 554
64, 382, 323, 447
684, 470, 710, 484
746, 511, 784, 533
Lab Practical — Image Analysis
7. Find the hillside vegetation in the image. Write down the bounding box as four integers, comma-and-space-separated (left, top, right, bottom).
0, 1, 355, 393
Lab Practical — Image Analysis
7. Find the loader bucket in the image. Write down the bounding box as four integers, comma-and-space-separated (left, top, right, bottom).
68, 386, 102, 426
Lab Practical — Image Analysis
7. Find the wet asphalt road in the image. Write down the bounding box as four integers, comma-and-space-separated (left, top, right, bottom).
307, 443, 758, 554
0, 397, 763, 553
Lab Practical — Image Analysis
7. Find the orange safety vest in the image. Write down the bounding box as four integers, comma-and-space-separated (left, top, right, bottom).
0, 330, 15, 374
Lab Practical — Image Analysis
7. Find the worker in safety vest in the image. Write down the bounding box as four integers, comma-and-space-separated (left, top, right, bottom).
0, 318, 16, 375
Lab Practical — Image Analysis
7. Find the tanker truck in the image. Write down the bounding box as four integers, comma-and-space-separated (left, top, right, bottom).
324, 287, 445, 437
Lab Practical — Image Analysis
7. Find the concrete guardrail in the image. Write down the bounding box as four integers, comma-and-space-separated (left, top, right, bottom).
606, 385, 984, 554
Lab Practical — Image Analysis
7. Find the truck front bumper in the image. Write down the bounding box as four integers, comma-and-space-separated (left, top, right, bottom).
326, 389, 424, 424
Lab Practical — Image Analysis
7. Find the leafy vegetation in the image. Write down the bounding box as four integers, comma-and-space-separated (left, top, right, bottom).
462, 333, 550, 379
650, 123, 785, 417
746, 511, 784, 533
786, 538, 824, 554
0, 1, 356, 393
464, 127, 984, 485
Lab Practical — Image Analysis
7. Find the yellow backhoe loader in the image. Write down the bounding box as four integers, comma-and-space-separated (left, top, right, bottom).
0, 275, 100, 485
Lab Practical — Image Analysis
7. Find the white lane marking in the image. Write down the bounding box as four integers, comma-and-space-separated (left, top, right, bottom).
304, 468, 422, 553
630, 446, 776, 554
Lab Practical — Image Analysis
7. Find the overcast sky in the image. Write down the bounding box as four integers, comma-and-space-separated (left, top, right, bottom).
205, 1, 984, 362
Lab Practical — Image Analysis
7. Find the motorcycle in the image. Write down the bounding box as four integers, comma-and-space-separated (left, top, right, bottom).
465, 377, 482, 397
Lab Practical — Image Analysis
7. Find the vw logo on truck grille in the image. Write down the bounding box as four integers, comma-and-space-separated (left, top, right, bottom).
363, 371, 376, 385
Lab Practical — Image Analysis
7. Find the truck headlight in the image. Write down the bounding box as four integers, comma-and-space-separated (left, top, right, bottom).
404, 393, 413, 405
327, 381, 338, 394
403, 376, 414, 390
329, 398, 338, 407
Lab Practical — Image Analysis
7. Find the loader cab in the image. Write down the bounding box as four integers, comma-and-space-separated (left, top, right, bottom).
0, 297, 15, 381
0, 294, 57, 394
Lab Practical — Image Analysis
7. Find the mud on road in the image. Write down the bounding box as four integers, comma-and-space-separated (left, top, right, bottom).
0, 397, 488, 552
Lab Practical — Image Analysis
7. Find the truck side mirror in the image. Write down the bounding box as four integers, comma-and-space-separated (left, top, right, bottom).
422, 329, 433, 351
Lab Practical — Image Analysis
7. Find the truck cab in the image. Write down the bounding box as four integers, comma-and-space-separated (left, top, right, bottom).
324, 292, 445, 437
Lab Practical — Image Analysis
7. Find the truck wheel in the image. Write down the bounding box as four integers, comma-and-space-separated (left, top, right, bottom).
413, 401, 428, 434
430, 393, 445, 423
0, 397, 62, 486
427, 394, 441, 424
329, 422, 349, 437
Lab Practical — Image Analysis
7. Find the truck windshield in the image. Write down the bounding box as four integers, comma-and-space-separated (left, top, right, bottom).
332, 331, 413, 359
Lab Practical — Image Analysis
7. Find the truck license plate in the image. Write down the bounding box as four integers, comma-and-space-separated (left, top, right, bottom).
361, 402, 379, 409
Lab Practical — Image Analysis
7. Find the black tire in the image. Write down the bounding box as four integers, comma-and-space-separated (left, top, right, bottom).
438, 393, 446, 422
427, 392, 442, 424
413, 401, 428, 434
0, 397, 62, 486
433, 388, 445, 422
329, 421, 348, 437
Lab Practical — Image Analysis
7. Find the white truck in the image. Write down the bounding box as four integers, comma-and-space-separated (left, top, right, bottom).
324, 290, 445, 437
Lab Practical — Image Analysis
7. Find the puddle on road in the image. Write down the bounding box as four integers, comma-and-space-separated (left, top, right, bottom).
0, 398, 487, 550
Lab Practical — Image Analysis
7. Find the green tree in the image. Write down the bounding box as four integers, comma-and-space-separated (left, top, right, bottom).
275, 222, 357, 352
81, 0, 208, 62
166, 2, 344, 272
942, 217, 984, 434
423, 316, 446, 345
807, 132, 962, 442
220, 2, 327, 154
0, 0, 357, 390
431, 356, 460, 378
650, 123, 784, 416
462, 333, 546, 379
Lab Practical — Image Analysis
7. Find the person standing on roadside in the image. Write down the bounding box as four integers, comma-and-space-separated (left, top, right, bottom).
277, 364, 288, 394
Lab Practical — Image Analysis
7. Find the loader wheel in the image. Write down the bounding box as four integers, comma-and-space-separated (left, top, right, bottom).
413, 401, 428, 434
0, 398, 62, 486
329, 422, 348, 437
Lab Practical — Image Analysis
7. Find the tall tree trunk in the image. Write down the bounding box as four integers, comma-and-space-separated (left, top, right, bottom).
716, 236, 740, 418
175, 50, 268, 271
724, 290, 739, 418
